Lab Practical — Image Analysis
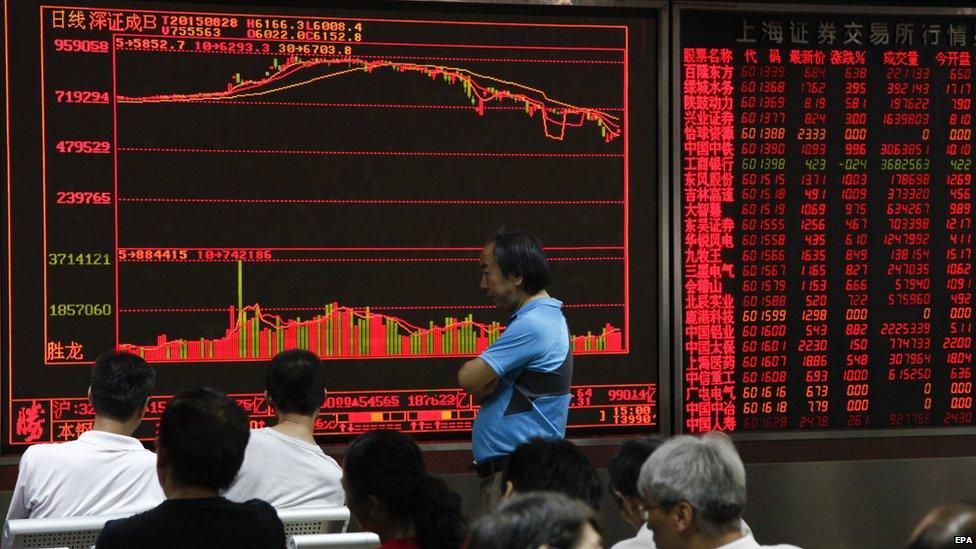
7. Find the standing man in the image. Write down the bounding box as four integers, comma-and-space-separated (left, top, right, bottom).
458, 228, 573, 510
4, 350, 163, 525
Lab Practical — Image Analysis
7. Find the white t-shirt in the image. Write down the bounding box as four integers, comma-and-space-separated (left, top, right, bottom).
223, 427, 344, 508
3, 430, 164, 543
611, 523, 655, 549
611, 519, 753, 549
717, 534, 802, 549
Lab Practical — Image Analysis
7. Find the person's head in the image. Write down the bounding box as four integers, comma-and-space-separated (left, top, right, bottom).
608, 437, 663, 528
637, 433, 746, 549
468, 491, 602, 549
908, 503, 976, 549
480, 228, 551, 314
502, 437, 602, 511
155, 388, 250, 496
89, 349, 155, 423
266, 349, 326, 416
343, 430, 466, 549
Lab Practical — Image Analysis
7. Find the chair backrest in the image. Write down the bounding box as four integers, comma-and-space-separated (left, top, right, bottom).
3, 511, 136, 549
277, 506, 351, 536
287, 532, 381, 549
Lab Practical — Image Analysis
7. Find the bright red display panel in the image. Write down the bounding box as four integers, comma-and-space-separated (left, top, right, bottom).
3, 2, 660, 450
679, 7, 976, 434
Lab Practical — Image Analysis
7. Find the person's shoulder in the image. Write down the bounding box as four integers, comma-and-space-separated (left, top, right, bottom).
239, 498, 281, 519
238, 499, 286, 538
98, 507, 158, 542
19, 439, 82, 468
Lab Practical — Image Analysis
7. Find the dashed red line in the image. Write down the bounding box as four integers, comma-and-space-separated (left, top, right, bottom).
117, 147, 623, 158
119, 303, 624, 313
119, 198, 624, 205
113, 49, 624, 64
118, 256, 623, 263
132, 100, 623, 111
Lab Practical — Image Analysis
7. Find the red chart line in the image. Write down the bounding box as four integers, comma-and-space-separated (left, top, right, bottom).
119, 198, 624, 205
117, 148, 622, 158
120, 303, 625, 313
115, 246, 624, 251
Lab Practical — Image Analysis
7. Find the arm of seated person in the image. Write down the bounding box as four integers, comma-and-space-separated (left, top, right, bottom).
458, 357, 500, 405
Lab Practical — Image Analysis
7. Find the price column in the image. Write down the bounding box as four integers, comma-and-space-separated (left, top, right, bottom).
795, 60, 829, 429
941, 57, 975, 424
43, 9, 117, 364
840, 62, 871, 427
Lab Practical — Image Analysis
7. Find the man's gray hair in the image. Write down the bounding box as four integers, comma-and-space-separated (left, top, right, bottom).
637, 433, 746, 538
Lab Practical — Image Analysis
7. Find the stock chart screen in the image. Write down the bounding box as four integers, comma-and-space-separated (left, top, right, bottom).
679, 6, 976, 434
2, 1, 659, 451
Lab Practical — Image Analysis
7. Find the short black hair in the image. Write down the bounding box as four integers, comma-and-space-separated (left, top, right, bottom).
503, 437, 602, 511
157, 388, 249, 492
468, 491, 600, 549
608, 437, 663, 504
90, 350, 155, 421
488, 228, 551, 294
266, 349, 326, 416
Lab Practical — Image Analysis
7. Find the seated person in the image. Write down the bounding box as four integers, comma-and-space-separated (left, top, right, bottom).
96, 388, 285, 549
907, 502, 976, 549
501, 437, 602, 511
4, 350, 163, 528
608, 437, 663, 549
343, 430, 466, 549
637, 433, 799, 549
467, 491, 602, 549
225, 349, 344, 507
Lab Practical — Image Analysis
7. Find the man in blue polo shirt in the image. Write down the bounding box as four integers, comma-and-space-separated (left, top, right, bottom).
458, 228, 573, 510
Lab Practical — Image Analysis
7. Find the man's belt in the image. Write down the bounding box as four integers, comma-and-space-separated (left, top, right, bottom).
471, 456, 509, 479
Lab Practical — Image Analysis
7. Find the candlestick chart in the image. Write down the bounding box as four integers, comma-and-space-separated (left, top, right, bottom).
108, 15, 630, 365
5, 4, 660, 447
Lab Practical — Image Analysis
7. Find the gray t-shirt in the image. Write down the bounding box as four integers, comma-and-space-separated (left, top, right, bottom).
224, 427, 344, 508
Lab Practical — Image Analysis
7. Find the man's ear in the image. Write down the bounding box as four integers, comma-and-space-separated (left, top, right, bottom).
155, 438, 168, 468
87, 386, 93, 402
502, 480, 516, 500
673, 501, 695, 534
364, 494, 382, 518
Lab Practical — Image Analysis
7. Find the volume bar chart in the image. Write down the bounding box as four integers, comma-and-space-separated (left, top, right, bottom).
119, 301, 623, 362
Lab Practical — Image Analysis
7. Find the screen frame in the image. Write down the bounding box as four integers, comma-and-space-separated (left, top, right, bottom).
1, 0, 670, 456
672, 0, 976, 440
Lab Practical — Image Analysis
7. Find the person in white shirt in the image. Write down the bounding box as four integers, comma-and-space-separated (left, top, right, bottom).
224, 349, 343, 508
2, 350, 163, 547
637, 433, 801, 549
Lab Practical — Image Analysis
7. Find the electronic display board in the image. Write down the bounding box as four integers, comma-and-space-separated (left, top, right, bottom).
678, 5, 976, 434
2, 1, 660, 452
